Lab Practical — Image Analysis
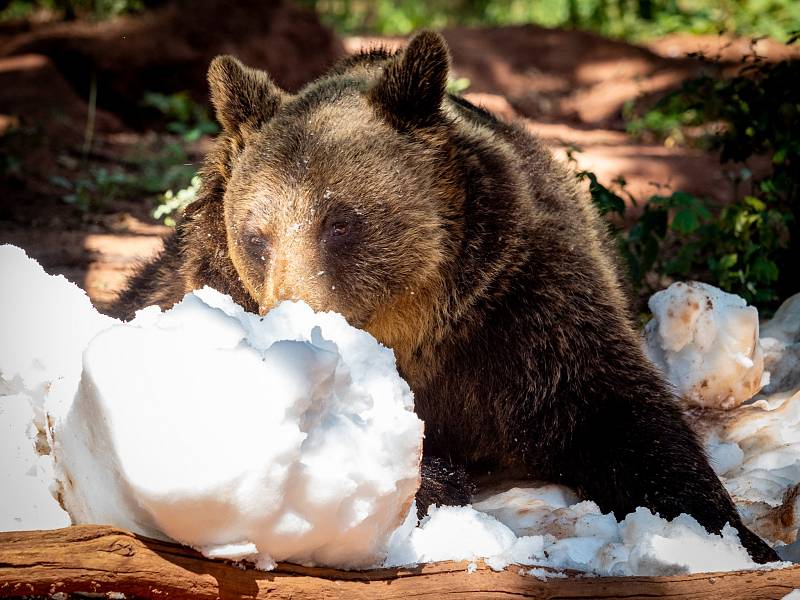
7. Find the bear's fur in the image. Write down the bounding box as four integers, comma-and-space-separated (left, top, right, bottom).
112, 31, 778, 562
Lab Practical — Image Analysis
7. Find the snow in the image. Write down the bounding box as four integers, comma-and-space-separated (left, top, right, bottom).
527, 567, 568, 580
643, 283, 800, 549
0, 245, 117, 420
384, 488, 764, 577
760, 293, 800, 395
54, 288, 423, 569
644, 281, 765, 409
0, 393, 69, 530
699, 389, 800, 547
1, 246, 798, 577
0, 244, 115, 530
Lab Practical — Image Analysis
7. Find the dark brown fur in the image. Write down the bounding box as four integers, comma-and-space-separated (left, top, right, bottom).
112, 32, 778, 563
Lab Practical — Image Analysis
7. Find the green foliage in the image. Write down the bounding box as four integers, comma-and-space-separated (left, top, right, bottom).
45, 90, 207, 216
142, 92, 218, 142
624, 95, 706, 147
573, 162, 792, 310
50, 167, 133, 212
299, 0, 800, 42
446, 76, 471, 95
49, 141, 197, 214
136, 92, 211, 218
620, 54, 798, 307
153, 175, 201, 226
0, 0, 145, 21
131, 141, 197, 195
3, 0, 798, 41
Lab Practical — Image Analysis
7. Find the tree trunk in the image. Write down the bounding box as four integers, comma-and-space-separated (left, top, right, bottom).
0, 525, 798, 599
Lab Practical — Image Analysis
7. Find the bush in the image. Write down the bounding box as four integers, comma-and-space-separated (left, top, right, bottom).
583, 49, 798, 312
298, 0, 800, 42
579, 168, 791, 309
578, 57, 800, 313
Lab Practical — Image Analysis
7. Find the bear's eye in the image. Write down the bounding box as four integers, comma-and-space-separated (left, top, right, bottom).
330, 221, 349, 237
243, 233, 270, 262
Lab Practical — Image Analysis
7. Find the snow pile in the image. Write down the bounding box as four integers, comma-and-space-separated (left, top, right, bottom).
644, 281, 765, 408
54, 288, 423, 569
643, 287, 800, 552
0, 245, 115, 530
760, 293, 800, 395
385, 487, 761, 576
0, 245, 422, 569
702, 389, 800, 548
1, 246, 796, 577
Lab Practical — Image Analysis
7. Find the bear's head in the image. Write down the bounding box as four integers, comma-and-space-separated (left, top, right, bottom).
206, 32, 465, 356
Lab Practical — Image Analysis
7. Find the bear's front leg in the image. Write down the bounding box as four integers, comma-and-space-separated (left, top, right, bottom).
415, 454, 475, 518
556, 378, 780, 564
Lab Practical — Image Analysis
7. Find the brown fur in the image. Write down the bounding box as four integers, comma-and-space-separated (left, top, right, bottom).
112, 31, 778, 563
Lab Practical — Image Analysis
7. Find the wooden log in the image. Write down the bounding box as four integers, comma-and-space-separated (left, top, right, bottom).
1, 526, 799, 599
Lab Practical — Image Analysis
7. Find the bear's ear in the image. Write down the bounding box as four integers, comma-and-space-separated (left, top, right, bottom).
208, 55, 285, 138
368, 30, 450, 129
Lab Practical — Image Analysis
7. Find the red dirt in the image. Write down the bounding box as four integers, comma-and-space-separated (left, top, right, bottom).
0, 17, 792, 310
0, 0, 343, 124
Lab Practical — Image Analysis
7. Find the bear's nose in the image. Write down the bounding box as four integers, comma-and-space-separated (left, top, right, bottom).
259, 252, 304, 314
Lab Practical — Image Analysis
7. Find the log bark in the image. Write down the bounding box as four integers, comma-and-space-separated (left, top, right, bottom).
0, 526, 799, 599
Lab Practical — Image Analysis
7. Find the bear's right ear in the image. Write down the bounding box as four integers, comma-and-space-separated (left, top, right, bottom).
368, 30, 450, 129
207, 55, 285, 139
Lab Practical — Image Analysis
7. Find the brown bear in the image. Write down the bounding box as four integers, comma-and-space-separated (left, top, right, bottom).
111, 31, 778, 563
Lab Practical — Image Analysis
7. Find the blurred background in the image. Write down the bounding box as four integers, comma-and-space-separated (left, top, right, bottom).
0, 0, 797, 315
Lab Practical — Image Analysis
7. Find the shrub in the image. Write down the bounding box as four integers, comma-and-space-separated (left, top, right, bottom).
618, 50, 797, 310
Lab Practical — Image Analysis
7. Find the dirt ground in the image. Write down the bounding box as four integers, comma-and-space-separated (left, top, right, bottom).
1, 5, 796, 311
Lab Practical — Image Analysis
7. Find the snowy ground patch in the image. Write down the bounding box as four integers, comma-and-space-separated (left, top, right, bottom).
384, 487, 765, 576
645, 281, 800, 550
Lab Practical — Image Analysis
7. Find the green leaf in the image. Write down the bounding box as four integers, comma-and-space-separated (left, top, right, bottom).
743, 195, 766, 211
719, 253, 738, 270
671, 209, 700, 234
750, 256, 779, 283
49, 175, 73, 190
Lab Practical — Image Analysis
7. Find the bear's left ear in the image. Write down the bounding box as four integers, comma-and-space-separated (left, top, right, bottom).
208, 55, 285, 139
368, 30, 450, 129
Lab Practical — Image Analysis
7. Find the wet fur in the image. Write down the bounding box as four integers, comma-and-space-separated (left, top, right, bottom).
112, 32, 778, 562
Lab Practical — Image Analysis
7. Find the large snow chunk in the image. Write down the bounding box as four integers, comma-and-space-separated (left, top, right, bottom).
0, 394, 70, 531
644, 281, 764, 408
0, 244, 116, 418
53, 288, 423, 570
0, 244, 114, 530
760, 293, 800, 395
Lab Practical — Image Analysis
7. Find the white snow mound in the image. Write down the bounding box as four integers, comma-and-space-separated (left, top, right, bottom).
52, 288, 423, 570
0, 245, 115, 530
384, 487, 764, 576
644, 281, 764, 408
